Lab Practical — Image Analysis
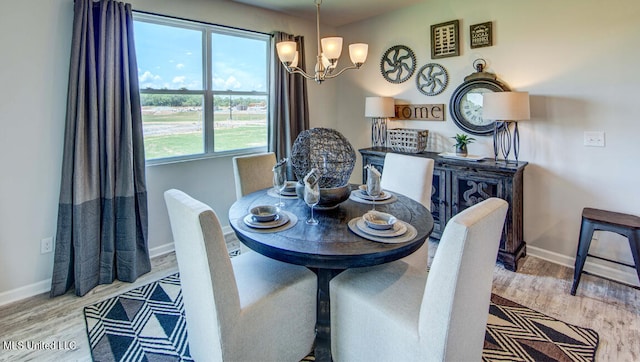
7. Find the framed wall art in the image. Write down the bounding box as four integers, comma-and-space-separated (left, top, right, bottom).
470, 22, 493, 48
431, 20, 459, 59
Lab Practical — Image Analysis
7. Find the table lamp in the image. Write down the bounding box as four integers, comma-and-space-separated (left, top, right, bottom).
482, 91, 530, 163
365, 96, 395, 147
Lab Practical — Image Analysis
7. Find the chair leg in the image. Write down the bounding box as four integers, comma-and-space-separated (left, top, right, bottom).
628, 230, 640, 284
571, 219, 595, 295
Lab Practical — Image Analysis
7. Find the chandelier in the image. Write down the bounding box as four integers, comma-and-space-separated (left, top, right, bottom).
275, 0, 368, 84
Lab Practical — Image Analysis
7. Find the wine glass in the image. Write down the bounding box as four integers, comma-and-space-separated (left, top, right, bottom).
272, 166, 287, 209
304, 180, 320, 225
366, 168, 382, 211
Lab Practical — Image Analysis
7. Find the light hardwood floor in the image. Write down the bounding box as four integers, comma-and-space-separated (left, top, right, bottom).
0, 239, 638, 361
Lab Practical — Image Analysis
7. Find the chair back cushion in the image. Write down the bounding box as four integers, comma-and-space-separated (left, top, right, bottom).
233, 152, 277, 199
419, 198, 508, 361
164, 189, 240, 361
380, 153, 434, 210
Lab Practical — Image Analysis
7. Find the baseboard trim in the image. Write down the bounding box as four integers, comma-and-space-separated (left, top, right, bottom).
0, 279, 52, 307
0, 226, 239, 307
527, 245, 639, 287
149, 242, 175, 258
6, 236, 636, 307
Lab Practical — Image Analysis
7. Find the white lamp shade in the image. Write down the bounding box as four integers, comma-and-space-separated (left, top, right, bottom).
365, 97, 395, 118
276, 41, 297, 63
482, 92, 530, 121
321, 37, 343, 60
290, 51, 299, 68
349, 43, 368, 64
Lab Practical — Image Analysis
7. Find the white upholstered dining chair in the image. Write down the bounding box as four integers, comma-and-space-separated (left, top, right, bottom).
232, 152, 277, 199
164, 189, 316, 362
380, 152, 435, 267
380, 152, 434, 209
330, 198, 508, 362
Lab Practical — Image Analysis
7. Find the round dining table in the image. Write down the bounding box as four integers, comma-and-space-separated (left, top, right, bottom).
228, 185, 434, 362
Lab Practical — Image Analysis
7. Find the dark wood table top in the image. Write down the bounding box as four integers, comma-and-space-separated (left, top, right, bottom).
228, 185, 434, 270
228, 185, 434, 362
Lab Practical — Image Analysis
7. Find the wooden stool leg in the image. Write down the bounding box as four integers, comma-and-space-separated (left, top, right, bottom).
571, 219, 595, 295
628, 230, 640, 284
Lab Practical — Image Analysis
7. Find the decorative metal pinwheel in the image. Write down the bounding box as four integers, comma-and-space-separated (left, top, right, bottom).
416, 63, 448, 96
380, 45, 416, 84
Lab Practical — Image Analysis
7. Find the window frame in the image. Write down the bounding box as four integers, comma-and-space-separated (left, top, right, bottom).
133, 12, 271, 165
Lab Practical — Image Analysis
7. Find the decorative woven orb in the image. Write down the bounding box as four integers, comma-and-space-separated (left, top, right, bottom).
291, 128, 356, 188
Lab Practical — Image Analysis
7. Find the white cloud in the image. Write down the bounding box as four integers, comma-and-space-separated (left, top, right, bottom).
212, 75, 242, 90
212, 61, 264, 91
176, 63, 185, 70
139, 70, 161, 82
172, 76, 186, 84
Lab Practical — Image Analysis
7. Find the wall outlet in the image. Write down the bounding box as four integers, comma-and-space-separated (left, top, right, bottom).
41, 237, 54, 254
584, 131, 605, 147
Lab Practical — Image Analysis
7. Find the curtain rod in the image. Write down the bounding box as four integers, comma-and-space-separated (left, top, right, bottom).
133, 9, 273, 37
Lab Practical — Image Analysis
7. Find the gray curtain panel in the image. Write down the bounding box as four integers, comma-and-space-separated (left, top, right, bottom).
270, 32, 309, 179
51, 0, 150, 297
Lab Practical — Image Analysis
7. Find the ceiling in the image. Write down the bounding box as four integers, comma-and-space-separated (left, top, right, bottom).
230, 0, 424, 27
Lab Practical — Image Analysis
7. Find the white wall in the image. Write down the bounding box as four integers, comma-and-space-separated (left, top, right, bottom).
0, 0, 73, 302
334, 0, 640, 285
0, 0, 337, 303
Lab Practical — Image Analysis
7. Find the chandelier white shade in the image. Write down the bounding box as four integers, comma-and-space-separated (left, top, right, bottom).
348, 43, 368, 64
275, 0, 368, 84
275, 41, 297, 63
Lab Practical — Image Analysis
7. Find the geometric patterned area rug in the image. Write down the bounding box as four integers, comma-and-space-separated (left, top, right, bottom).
84, 273, 192, 361
483, 294, 599, 362
85, 273, 599, 362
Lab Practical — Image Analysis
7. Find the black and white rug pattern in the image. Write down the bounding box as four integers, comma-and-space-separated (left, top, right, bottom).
85, 263, 598, 361
84, 273, 193, 361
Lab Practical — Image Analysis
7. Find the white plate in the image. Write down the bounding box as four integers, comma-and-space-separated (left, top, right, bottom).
356, 186, 393, 201
438, 152, 485, 161
356, 217, 407, 237
243, 212, 290, 229
348, 218, 418, 244
362, 211, 397, 230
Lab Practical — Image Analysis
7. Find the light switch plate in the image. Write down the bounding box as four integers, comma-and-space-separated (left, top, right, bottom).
584, 131, 605, 147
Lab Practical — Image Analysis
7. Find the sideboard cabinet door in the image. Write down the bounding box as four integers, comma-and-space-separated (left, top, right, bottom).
451, 172, 504, 213
431, 169, 447, 237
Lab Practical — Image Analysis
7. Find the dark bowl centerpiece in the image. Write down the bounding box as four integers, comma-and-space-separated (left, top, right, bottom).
291, 128, 356, 209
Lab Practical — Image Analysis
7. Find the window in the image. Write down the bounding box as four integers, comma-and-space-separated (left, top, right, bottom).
133, 13, 270, 162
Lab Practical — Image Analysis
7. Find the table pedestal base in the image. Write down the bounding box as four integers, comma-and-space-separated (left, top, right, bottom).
312, 268, 344, 362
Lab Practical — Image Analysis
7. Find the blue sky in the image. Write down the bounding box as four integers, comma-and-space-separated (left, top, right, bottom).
133, 20, 267, 92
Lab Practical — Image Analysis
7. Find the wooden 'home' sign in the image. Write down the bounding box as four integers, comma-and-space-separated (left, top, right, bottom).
392, 104, 445, 121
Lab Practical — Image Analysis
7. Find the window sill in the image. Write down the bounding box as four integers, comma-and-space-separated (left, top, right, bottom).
145, 147, 268, 167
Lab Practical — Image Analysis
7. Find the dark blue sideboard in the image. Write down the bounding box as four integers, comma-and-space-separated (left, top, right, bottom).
359, 147, 528, 271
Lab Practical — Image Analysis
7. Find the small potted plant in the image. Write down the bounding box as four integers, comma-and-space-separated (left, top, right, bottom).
452, 133, 475, 157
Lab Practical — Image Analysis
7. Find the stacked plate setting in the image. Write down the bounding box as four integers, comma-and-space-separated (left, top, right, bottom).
244, 205, 290, 229
278, 181, 298, 196
356, 211, 407, 238
353, 185, 393, 202
348, 210, 417, 243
